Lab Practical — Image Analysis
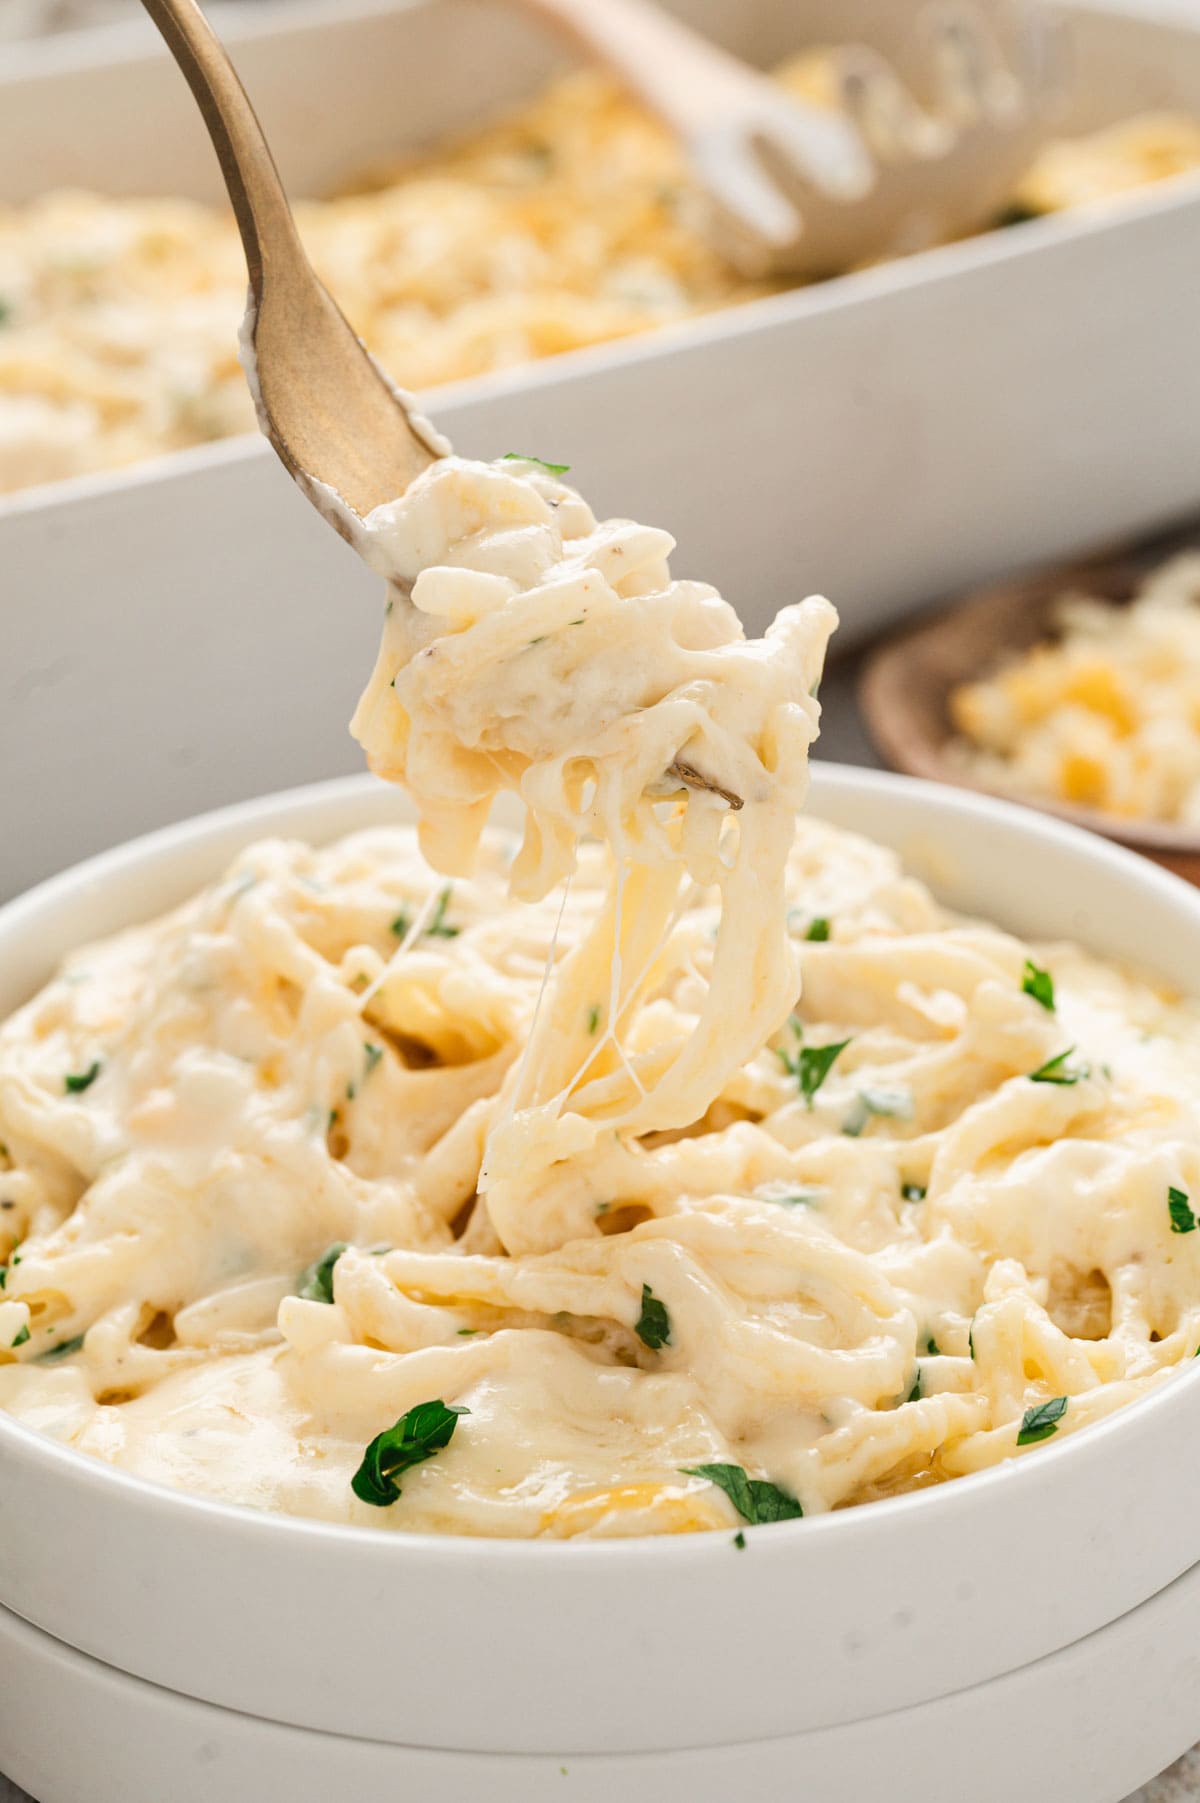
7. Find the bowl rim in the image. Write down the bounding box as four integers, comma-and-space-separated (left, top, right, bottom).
2, 760, 1200, 1566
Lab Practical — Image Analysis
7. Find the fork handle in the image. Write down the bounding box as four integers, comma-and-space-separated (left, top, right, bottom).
514, 0, 769, 140
141, 0, 302, 300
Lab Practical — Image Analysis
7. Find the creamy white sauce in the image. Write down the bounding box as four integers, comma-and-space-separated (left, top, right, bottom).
2, 458, 1199, 1538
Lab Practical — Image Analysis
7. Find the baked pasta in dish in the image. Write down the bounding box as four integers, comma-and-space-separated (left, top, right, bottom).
2, 457, 1199, 1539
950, 553, 1200, 827
1, 55, 1197, 494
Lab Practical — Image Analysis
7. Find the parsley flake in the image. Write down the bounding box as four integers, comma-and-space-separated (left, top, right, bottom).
906, 1369, 922, 1403
778, 1020, 851, 1109
634, 1283, 671, 1350
390, 886, 459, 941
924, 1335, 941, 1357
995, 200, 1042, 228
680, 1462, 803, 1524
351, 1399, 468, 1507
501, 452, 571, 476
363, 1043, 383, 1079
1169, 1186, 1197, 1235
805, 917, 831, 943
1028, 1048, 1089, 1086
427, 888, 459, 938
1022, 959, 1056, 1011
901, 1183, 927, 1203
11, 1324, 29, 1348
1016, 1395, 1068, 1445
38, 1334, 84, 1363
842, 1087, 913, 1138
586, 1004, 601, 1035
297, 1242, 349, 1305
733, 1530, 746, 1550
64, 1061, 101, 1094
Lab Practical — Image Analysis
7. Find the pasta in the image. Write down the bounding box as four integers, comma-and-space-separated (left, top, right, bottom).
1, 55, 1196, 495
2, 455, 1199, 1540
950, 553, 1200, 826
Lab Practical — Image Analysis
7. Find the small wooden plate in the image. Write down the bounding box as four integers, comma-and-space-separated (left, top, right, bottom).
858, 519, 1200, 887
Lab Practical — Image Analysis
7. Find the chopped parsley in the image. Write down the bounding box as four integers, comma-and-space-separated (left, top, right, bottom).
349, 1041, 384, 1101
456, 1327, 481, 1337
390, 885, 460, 941
10, 1323, 29, 1349
924, 1335, 941, 1357
680, 1462, 803, 1524
1168, 1186, 1197, 1235
901, 1183, 927, 1203
1022, 959, 1056, 1011
0, 1241, 18, 1290
634, 1283, 671, 1351
842, 1087, 913, 1138
906, 1369, 922, 1403
778, 1020, 851, 1109
1028, 1048, 1089, 1086
968, 1324, 976, 1360
297, 1242, 349, 1305
994, 200, 1042, 228
501, 452, 571, 476
351, 1398, 469, 1507
1016, 1395, 1068, 1446
586, 1004, 601, 1035
733, 1530, 747, 1550
64, 1060, 101, 1094
427, 887, 459, 938
38, 1334, 84, 1363
805, 917, 831, 943
762, 1190, 822, 1209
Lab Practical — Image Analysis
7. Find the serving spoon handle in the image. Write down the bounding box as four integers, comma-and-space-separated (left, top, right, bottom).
140, 0, 439, 529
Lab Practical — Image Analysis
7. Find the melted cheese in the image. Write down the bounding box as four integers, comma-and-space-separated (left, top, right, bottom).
350, 455, 833, 1252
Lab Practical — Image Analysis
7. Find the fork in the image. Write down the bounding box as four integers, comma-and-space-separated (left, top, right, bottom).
140, 0, 734, 803
140, 0, 441, 533
515, 0, 1065, 274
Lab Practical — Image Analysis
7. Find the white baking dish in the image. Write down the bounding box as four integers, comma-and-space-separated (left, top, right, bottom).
2, 766, 1200, 1777
5, 0, 1200, 902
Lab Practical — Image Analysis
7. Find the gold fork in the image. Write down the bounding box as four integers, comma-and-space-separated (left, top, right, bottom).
140, 0, 440, 536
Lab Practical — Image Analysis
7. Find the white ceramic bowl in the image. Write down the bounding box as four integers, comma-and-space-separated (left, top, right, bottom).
7, 1560, 1200, 1803
3, 767, 1200, 1771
